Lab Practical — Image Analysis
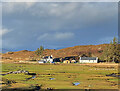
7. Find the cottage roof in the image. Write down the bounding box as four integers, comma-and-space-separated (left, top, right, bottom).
64, 56, 76, 60
44, 56, 52, 59
44, 56, 49, 58
38, 60, 44, 62
80, 57, 97, 60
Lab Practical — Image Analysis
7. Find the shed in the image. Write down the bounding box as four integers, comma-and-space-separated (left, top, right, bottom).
71, 60, 76, 63
63, 60, 70, 64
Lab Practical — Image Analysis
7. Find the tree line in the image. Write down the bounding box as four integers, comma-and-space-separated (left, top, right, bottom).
100, 37, 120, 63
35, 37, 120, 63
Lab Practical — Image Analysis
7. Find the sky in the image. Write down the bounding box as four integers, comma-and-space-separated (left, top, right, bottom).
1, 2, 118, 51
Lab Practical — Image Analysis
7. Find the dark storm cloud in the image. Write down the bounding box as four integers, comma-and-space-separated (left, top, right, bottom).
2, 2, 118, 51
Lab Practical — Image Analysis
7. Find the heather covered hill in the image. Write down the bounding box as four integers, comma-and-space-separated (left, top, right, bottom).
2, 44, 108, 62
50, 44, 107, 58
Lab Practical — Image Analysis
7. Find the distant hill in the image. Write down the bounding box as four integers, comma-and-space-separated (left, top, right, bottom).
2, 44, 108, 62
43, 44, 108, 58
0, 48, 12, 53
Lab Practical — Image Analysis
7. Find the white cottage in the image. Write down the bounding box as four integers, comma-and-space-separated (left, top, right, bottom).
79, 57, 98, 63
42, 55, 53, 63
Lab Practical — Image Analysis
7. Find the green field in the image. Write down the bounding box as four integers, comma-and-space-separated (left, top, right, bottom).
1, 63, 119, 90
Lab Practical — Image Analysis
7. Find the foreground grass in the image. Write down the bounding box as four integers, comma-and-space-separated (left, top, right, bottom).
1, 63, 119, 89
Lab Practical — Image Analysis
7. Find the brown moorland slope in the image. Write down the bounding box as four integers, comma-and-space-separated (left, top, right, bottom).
2, 44, 108, 62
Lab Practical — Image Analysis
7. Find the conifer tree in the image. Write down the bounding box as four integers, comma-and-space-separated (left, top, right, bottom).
101, 37, 120, 63
35, 46, 44, 58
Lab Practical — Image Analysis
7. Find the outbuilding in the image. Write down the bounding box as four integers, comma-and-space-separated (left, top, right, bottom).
79, 57, 98, 63
53, 58, 61, 62
38, 60, 46, 63
63, 60, 70, 63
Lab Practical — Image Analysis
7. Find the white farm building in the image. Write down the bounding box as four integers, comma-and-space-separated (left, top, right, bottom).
42, 55, 53, 63
79, 57, 98, 63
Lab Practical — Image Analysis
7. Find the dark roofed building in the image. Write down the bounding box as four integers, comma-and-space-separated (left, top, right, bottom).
53, 58, 61, 62
63, 56, 76, 60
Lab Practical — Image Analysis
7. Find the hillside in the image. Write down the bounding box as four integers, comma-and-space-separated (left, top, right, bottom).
1, 44, 108, 62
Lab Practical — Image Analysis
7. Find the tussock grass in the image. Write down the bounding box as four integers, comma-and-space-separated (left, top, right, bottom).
1, 63, 118, 89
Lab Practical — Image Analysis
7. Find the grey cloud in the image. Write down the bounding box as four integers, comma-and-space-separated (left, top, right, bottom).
2, 2, 118, 50
3, 3, 118, 31
0, 28, 12, 36
37, 32, 74, 41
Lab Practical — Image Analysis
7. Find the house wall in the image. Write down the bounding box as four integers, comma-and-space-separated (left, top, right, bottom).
47, 59, 53, 63
38, 61, 44, 63
63, 60, 70, 63
42, 56, 53, 63
79, 60, 98, 63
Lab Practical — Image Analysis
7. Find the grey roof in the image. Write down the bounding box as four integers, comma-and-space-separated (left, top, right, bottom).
80, 57, 97, 60
44, 56, 52, 59
44, 56, 49, 59
38, 60, 44, 62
